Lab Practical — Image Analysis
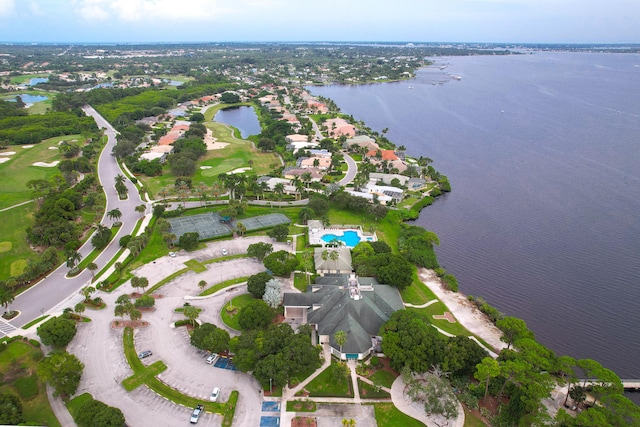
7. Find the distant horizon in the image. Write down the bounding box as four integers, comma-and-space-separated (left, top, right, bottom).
2, 40, 640, 47
1, 0, 638, 46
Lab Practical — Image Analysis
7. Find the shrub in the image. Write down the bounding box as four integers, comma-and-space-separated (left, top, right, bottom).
370, 356, 379, 367
442, 274, 458, 292
37, 316, 77, 348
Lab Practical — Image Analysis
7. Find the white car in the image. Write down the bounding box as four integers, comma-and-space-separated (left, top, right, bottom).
209, 386, 220, 402
206, 353, 218, 364
169, 251, 176, 257
221, 248, 228, 256
190, 404, 203, 424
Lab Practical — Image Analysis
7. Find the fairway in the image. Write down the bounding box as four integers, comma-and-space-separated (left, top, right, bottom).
0, 202, 37, 280
0, 135, 79, 210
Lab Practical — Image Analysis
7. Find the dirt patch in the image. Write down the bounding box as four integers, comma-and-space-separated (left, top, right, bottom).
291, 416, 316, 427
110, 320, 150, 329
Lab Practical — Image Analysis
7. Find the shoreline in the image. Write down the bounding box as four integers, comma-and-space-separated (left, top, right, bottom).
417, 267, 507, 354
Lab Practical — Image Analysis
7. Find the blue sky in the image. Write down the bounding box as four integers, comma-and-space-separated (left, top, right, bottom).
0, 0, 638, 44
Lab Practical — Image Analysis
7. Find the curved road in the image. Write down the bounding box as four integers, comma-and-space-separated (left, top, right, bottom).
7, 106, 146, 330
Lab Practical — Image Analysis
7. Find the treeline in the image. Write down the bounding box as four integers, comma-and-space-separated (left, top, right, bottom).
0, 99, 27, 120
0, 111, 98, 145
53, 83, 234, 128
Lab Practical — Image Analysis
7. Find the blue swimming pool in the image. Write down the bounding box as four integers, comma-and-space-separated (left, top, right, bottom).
320, 230, 361, 247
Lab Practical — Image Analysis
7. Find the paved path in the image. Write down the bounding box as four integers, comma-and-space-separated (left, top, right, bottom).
6, 105, 146, 332
0, 199, 33, 212
339, 152, 357, 186
404, 300, 438, 308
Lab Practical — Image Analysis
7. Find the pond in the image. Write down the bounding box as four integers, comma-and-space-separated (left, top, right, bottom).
213, 106, 261, 138
7, 94, 49, 104
27, 77, 48, 86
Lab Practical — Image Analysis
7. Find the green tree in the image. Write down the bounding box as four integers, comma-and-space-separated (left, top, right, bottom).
474, 357, 500, 399
74, 302, 86, 315
76, 398, 125, 427
247, 272, 273, 298
135, 204, 146, 217
190, 323, 230, 354
496, 316, 535, 349
220, 92, 240, 103
238, 299, 275, 330
198, 280, 207, 292
247, 242, 273, 261
263, 250, 299, 277
87, 262, 98, 279
134, 295, 155, 308
37, 316, 77, 348
0, 281, 16, 315
38, 351, 84, 398
0, 392, 24, 425
178, 232, 199, 250
66, 250, 82, 269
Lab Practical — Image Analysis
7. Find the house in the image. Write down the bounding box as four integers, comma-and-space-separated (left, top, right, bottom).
365, 149, 399, 162
286, 134, 310, 144
324, 118, 356, 138
343, 135, 379, 152
346, 190, 393, 204
288, 141, 319, 152
314, 247, 352, 275
139, 152, 166, 162
299, 157, 331, 170
282, 167, 323, 181
283, 274, 404, 360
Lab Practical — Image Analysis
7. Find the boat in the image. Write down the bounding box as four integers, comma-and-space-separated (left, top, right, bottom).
451, 75, 462, 81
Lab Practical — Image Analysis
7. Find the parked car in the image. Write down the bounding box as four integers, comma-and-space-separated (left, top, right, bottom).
138, 350, 152, 359
221, 248, 228, 256
169, 251, 176, 257
210, 387, 220, 402
206, 353, 218, 365
190, 404, 203, 424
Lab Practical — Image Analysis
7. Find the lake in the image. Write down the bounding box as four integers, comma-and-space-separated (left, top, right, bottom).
309, 52, 640, 383
214, 106, 261, 138
7, 94, 48, 104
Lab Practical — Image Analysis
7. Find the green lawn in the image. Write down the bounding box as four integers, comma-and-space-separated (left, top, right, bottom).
0, 340, 61, 427
400, 270, 438, 305
368, 369, 398, 389
220, 294, 254, 330
358, 379, 391, 399
184, 258, 206, 273
327, 208, 402, 250
406, 306, 471, 337
286, 400, 317, 412
0, 137, 77, 210
373, 403, 426, 427
199, 276, 248, 296
66, 392, 93, 419
305, 362, 352, 398
0, 202, 36, 280
464, 406, 489, 427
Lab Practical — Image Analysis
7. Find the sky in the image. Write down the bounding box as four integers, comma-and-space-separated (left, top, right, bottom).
0, 0, 639, 44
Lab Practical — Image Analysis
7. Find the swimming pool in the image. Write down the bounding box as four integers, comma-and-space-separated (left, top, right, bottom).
320, 230, 361, 247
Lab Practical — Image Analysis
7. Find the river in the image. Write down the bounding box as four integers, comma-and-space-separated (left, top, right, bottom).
309, 52, 640, 386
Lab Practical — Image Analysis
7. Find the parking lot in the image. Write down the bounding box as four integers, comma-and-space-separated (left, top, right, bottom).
67, 237, 288, 427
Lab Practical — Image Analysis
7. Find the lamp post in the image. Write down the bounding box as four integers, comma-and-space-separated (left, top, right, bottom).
270, 378, 272, 394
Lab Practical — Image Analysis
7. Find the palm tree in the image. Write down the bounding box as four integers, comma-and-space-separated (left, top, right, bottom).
80, 286, 95, 302
74, 302, 85, 316
159, 187, 170, 201
130, 276, 140, 292
87, 262, 98, 279
198, 280, 207, 293
329, 249, 340, 262
107, 208, 122, 222
301, 171, 312, 188
273, 182, 285, 207
66, 250, 82, 269
183, 305, 200, 326
211, 182, 223, 201
138, 277, 149, 293
114, 174, 128, 198
236, 222, 247, 236
162, 233, 177, 248
334, 330, 347, 354
0, 282, 15, 315
129, 308, 142, 323
135, 204, 146, 217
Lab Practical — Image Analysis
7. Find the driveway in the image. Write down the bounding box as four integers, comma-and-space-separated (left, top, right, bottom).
67, 236, 289, 427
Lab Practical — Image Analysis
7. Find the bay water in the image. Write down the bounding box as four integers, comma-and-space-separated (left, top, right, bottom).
310, 52, 640, 383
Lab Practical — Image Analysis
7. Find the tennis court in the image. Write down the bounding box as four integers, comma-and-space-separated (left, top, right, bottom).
238, 213, 290, 231
167, 212, 290, 241
167, 212, 231, 240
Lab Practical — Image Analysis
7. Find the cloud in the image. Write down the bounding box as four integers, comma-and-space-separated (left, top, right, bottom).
76, 0, 110, 21
28, 1, 45, 16
73, 0, 229, 23
0, 0, 16, 17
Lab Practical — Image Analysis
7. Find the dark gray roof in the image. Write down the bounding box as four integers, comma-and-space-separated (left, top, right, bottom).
283, 276, 404, 355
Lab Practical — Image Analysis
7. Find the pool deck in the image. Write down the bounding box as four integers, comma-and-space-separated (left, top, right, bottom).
308, 225, 377, 248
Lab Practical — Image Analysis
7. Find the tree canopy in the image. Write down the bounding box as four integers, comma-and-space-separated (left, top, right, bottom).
37, 316, 77, 348
190, 322, 231, 354
38, 351, 84, 398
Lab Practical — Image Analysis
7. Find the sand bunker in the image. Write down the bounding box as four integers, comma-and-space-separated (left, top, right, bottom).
0, 151, 16, 156
204, 129, 229, 150
33, 161, 60, 167
22, 145, 34, 148
229, 167, 252, 174
0, 158, 10, 164
200, 166, 212, 170
48, 147, 58, 150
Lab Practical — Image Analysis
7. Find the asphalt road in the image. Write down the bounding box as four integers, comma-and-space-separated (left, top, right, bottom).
339, 152, 357, 186
7, 106, 146, 330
